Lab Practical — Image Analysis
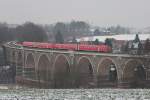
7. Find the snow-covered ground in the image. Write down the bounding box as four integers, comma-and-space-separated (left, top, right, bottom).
0, 88, 150, 100
78, 34, 150, 42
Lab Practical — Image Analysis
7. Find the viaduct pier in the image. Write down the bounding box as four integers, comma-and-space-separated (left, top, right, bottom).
3, 42, 150, 88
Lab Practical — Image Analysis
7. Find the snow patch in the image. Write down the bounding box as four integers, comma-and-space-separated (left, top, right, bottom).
78, 34, 150, 42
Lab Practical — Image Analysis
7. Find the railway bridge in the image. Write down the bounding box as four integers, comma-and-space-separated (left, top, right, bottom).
3, 43, 150, 88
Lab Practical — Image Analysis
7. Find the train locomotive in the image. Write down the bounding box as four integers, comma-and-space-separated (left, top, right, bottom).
21, 42, 112, 53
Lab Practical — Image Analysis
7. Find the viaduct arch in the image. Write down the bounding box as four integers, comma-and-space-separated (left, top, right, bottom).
97, 57, 118, 87
37, 54, 50, 81
122, 59, 146, 88
76, 56, 95, 88
4, 43, 150, 88
53, 54, 71, 88
25, 53, 36, 79
16, 52, 23, 76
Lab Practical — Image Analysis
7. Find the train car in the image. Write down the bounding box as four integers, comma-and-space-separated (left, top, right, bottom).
98, 45, 112, 52
22, 42, 34, 47
21, 42, 112, 53
37, 43, 54, 49
54, 43, 77, 50
78, 44, 99, 51
64, 44, 77, 50
78, 44, 111, 52
22, 42, 41, 48
22, 42, 54, 49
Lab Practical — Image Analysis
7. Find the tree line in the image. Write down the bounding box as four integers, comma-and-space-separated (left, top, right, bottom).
93, 25, 131, 35
44, 22, 132, 43
0, 22, 48, 43
0, 21, 91, 43
0, 21, 133, 44
46, 21, 90, 36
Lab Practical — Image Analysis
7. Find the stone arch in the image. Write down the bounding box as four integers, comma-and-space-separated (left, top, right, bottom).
76, 56, 95, 88
37, 54, 51, 82
25, 53, 35, 68
11, 51, 17, 79
77, 56, 94, 69
17, 52, 23, 65
54, 54, 71, 67
25, 53, 36, 79
97, 57, 118, 87
53, 54, 71, 88
12, 51, 16, 64
16, 52, 23, 76
12, 50, 15, 57
122, 59, 146, 88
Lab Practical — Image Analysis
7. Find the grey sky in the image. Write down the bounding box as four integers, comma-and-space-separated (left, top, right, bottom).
0, 0, 149, 28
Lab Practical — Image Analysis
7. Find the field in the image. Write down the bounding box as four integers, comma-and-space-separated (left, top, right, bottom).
0, 86, 150, 100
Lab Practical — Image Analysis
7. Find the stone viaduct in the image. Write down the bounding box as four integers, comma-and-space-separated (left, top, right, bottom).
3, 43, 150, 88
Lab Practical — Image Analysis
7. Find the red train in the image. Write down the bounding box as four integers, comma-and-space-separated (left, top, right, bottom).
21, 42, 112, 53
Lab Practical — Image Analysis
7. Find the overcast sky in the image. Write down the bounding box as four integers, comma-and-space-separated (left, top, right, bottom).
0, 0, 149, 28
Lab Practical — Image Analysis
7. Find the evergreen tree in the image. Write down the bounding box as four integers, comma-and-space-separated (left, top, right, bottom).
72, 36, 77, 43
55, 31, 64, 43
93, 39, 99, 45
93, 29, 100, 35
53, 22, 68, 35
131, 34, 141, 49
137, 42, 143, 55
144, 38, 150, 53
105, 38, 112, 47
134, 34, 140, 43
132, 34, 143, 54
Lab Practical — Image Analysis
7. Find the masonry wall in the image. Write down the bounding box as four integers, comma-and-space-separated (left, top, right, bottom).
4, 45, 150, 88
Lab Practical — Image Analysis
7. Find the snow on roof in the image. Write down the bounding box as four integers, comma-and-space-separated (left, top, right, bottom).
77, 34, 150, 42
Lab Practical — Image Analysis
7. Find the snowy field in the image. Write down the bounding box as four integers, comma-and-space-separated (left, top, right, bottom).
78, 34, 150, 42
0, 88, 150, 100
